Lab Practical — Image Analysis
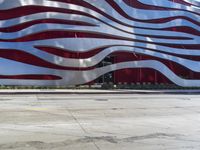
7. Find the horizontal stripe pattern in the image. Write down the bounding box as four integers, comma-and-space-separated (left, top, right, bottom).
0, 0, 199, 87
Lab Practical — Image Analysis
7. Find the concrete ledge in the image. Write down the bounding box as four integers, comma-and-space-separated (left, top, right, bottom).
0, 89, 200, 94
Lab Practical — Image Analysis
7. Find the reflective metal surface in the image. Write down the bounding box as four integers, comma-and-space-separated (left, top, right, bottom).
0, 0, 199, 87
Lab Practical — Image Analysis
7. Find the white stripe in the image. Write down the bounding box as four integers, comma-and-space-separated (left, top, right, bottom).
0, 0, 199, 33
183, 0, 200, 6
1, 44, 200, 73
0, 12, 97, 28
1, 38, 199, 55
84, 0, 200, 30
1, 59, 200, 87
85, 0, 200, 25
1, 12, 199, 38
138, 0, 200, 16
0, 24, 198, 45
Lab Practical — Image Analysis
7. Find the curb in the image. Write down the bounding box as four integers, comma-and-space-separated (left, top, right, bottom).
0, 90, 200, 94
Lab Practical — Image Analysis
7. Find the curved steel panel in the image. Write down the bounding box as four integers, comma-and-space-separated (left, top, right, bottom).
0, 0, 199, 87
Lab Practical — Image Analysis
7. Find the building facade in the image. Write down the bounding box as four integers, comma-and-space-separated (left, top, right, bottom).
0, 0, 199, 87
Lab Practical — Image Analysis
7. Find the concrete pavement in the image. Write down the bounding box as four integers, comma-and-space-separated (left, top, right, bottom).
0, 94, 200, 149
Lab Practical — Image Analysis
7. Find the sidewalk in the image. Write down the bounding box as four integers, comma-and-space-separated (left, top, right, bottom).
0, 89, 200, 94
1, 93, 200, 149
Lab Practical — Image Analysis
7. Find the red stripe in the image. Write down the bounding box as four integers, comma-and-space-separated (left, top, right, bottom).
0, 48, 200, 79
106, 0, 200, 26
0, 30, 134, 42
0, 30, 196, 49
112, 52, 200, 79
164, 26, 200, 36
35, 45, 200, 60
123, 0, 200, 16
0, 49, 95, 70
113, 68, 173, 84
1, 3, 198, 34
169, 0, 191, 6
54, 0, 200, 28
0, 74, 62, 80
0, 19, 96, 33
169, 0, 200, 7
35, 46, 109, 59
123, 0, 175, 10
0, 6, 94, 20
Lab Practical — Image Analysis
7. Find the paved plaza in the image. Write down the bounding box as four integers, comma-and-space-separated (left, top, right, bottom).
0, 93, 200, 150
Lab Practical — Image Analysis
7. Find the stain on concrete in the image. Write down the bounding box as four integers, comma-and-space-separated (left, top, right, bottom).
0, 133, 182, 149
